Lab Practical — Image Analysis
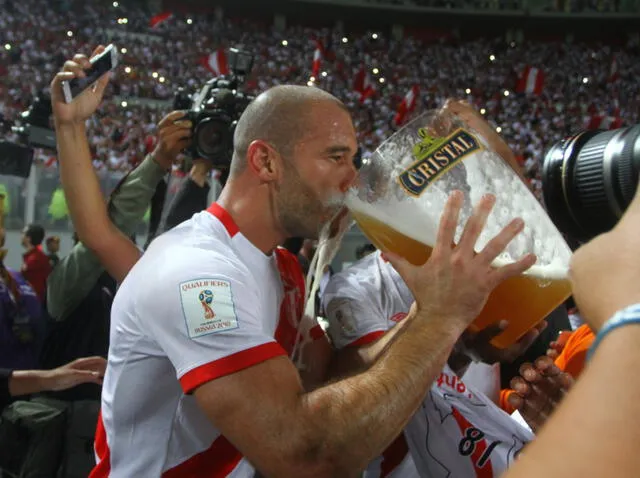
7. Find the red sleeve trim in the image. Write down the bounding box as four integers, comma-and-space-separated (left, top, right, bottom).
310, 324, 325, 340
346, 330, 386, 348
179, 342, 287, 394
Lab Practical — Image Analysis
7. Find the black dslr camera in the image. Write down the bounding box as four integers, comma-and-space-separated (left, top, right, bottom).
0, 91, 54, 178
10, 92, 56, 150
174, 48, 255, 170
542, 124, 640, 243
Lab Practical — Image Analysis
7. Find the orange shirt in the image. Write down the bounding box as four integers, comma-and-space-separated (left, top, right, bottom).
553, 324, 594, 378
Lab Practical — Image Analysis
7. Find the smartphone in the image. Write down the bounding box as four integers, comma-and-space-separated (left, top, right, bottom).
62, 44, 119, 103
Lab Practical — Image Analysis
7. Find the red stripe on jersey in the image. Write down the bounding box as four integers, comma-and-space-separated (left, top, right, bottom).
180, 342, 287, 394
451, 407, 494, 478
380, 433, 410, 477
88, 411, 110, 478
274, 247, 307, 355
207, 203, 239, 237
162, 435, 243, 478
347, 330, 386, 347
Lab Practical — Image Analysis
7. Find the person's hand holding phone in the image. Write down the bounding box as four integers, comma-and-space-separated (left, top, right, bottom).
50, 45, 113, 127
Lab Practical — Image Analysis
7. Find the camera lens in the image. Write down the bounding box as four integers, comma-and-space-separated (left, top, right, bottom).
194, 116, 232, 161
542, 124, 640, 243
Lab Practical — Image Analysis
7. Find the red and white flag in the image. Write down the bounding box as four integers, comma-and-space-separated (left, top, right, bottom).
44, 155, 57, 168
608, 55, 620, 83
149, 11, 173, 28
586, 115, 622, 130
144, 135, 157, 155
353, 66, 375, 103
393, 85, 420, 126
311, 40, 323, 78
200, 48, 229, 76
515, 66, 544, 95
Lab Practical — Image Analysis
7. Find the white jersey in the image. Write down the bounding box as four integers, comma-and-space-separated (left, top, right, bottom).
91, 203, 322, 478
322, 251, 534, 478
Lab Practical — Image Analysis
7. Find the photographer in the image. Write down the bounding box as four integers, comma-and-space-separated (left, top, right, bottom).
42, 106, 190, 396
150, 158, 217, 243
46, 109, 190, 318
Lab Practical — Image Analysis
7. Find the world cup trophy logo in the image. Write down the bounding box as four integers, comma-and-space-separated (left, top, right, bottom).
198, 289, 215, 319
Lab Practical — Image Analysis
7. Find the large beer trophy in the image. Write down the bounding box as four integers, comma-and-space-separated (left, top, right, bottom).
347, 103, 572, 348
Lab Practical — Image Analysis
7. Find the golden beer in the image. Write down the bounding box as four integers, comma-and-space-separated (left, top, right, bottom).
349, 106, 574, 349
351, 209, 572, 349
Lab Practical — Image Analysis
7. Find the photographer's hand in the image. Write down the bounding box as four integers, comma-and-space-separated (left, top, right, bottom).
189, 159, 213, 187
152, 111, 193, 170
570, 184, 640, 331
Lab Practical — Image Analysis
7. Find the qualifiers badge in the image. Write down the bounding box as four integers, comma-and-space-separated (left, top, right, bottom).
180, 278, 239, 339
398, 128, 482, 197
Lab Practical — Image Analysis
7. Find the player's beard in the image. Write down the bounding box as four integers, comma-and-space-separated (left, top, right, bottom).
275, 162, 345, 240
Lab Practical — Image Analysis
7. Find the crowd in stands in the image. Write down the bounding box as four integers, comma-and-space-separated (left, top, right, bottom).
373, 0, 631, 12
1, 0, 639, 198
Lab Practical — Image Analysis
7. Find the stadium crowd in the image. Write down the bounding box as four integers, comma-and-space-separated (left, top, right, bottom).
1, 0, 639, 199
1, 1, 640, 477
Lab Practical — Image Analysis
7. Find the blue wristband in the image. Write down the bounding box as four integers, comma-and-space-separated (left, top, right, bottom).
587, 304, 640, 361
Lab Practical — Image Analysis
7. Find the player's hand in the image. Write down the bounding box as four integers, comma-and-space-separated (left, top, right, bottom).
546, 330, 572, 360
50, 45, 111, 126
152, 111, 193, 170
189, 158, 213, 187
460, 320, 547, 364
386, 191, 536, 332
508, 356, 573, 432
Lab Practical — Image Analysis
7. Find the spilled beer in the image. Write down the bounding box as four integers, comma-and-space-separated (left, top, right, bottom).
348, 106, 573, 348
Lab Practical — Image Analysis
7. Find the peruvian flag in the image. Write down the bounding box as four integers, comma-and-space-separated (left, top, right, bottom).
44, 155, 57, 168
353, 66, 375, 103
393, 85, 420, 127
201, 48, 229, 76
145, 135, 157, 155
149, 11, 172, 28
586, 115, 623, 130
311, 40, 323, 78
608, 55, 620, 83
515, 66, 544, 95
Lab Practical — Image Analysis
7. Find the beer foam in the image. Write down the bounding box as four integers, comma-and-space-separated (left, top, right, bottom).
346, 188, 570, 281
462, 149, 572, 280
349, 111, 573, 282
346, 193, 440, 250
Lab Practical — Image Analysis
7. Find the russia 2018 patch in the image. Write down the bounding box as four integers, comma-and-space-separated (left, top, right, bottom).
179, 278, 239, 339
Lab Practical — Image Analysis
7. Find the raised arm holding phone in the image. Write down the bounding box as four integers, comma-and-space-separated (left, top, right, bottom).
50, 45, 191, 284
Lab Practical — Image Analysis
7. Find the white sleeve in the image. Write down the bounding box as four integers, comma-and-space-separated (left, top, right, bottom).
141, 253, 287, 394
321, 272, 388, 349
